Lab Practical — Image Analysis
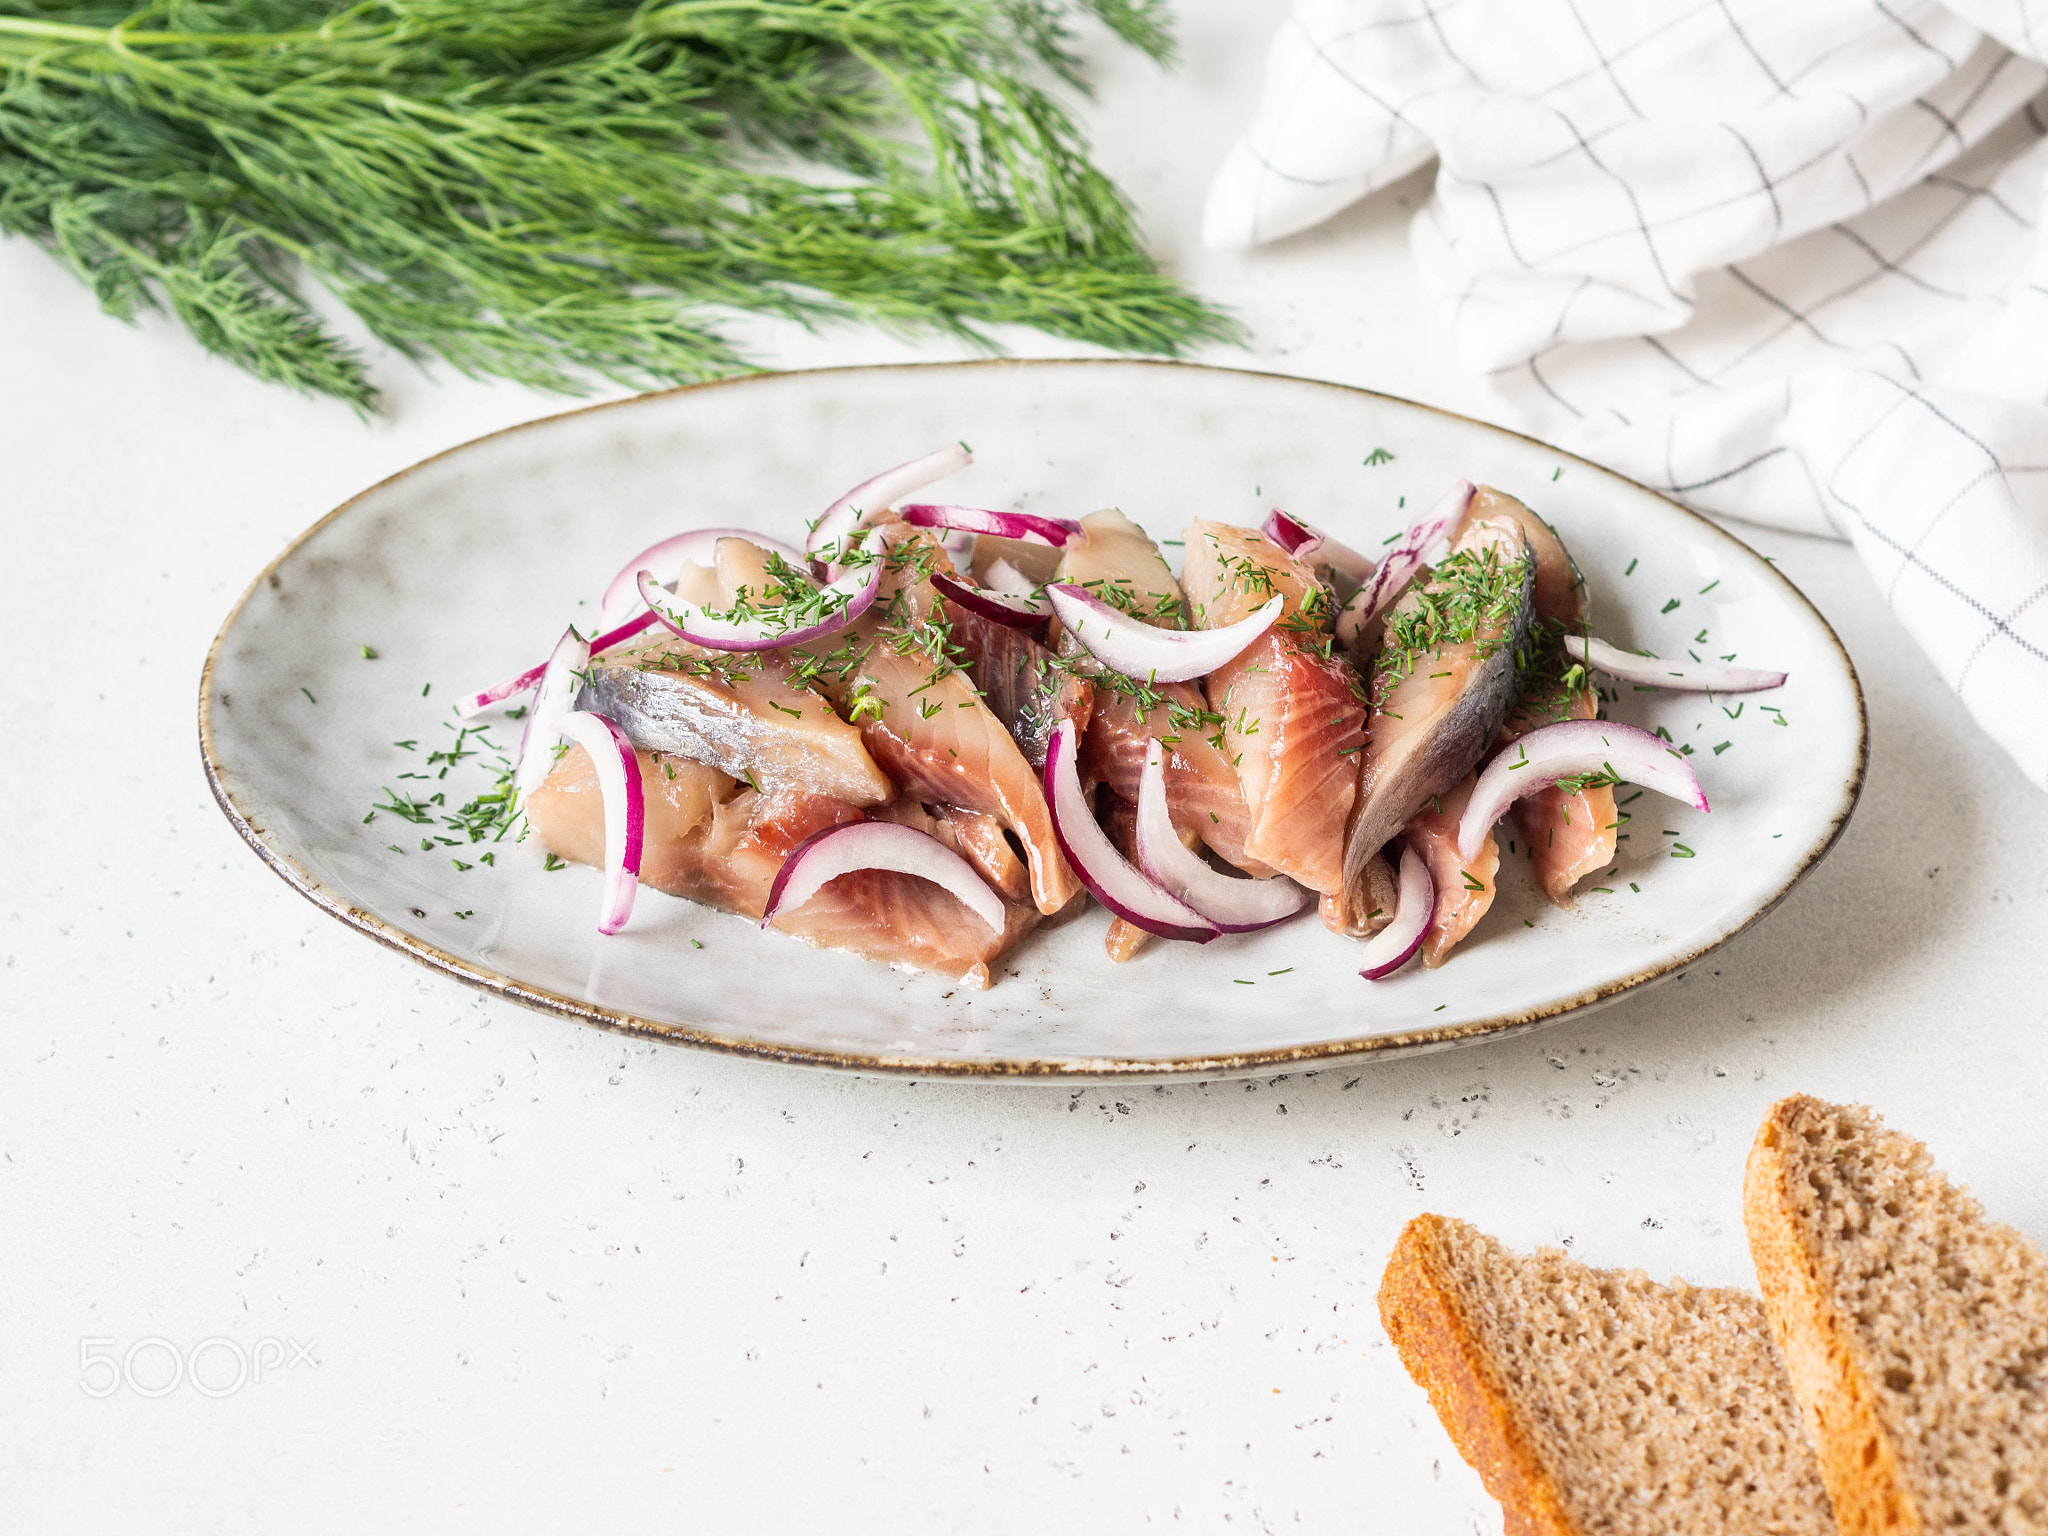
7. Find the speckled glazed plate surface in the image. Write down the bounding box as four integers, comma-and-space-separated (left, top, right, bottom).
200, 361, 1865, 1079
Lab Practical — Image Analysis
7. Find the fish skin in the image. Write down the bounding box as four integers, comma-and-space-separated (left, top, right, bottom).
1471, 487, 1617, 907
808, 517, 1080, 916
1341, 515, 1536, 912
947, 601, 1092, 771
526, 745, 1035, 986
1400, 774, 1501, 967
578, 634, 894, 807
1182, 521, 1365, 896
1319, 852, 1396, 937
1055, 511, 1270, 874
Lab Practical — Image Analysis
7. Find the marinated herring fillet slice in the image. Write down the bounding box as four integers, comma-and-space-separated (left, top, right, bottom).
1078, 676, 1268, 876
1342, 514, 1536, 913
803, 516, 1079, 915
1053, 508, 1190, 626
1380, 1214, 1835, 1536
1180, 520, 1364, 896
578, 633, 893, 807
1400, 775, 1498, 968
527, 745, 1035, 987
947, 599, 1092, 770
1056, 510, 1269, 874
1744, 1096, 2048, 1536
1479, 487, 1616, 906
871, 799, 1030, 903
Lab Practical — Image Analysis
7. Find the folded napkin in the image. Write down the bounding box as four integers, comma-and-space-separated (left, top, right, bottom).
1207, 0, 2048, 790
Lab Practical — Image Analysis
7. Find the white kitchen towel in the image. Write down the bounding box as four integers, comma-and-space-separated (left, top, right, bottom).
1206, 0, 2048, 790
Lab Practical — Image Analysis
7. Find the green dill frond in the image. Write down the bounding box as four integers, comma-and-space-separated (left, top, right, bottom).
0, 0, 1235, 410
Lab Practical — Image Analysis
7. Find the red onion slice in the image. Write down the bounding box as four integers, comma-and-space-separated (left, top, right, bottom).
930, 568, 1050, 629
555, 711, 645, 935
982, 558, 1038, 599
512, 627, 592, 795
1136, 740, 1308, 932
900, 504, 1082, 548
1261, 509, 1375, 585
597, 527, 809, 632
1338, 480, 1476, 646
1048, 583, 1283, 684
761, 820, 1005, 934
1044, 720, 1217, 943
637, 561, 880, 653
1458, 719, 1710, 862
457, 610, 659, 719
1359, 845, 1432, 980
1571, 635, 1787, 693
808, 446, 972, 564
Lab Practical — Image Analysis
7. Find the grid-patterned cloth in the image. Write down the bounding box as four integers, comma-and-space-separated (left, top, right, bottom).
1207, 0, 2048, 790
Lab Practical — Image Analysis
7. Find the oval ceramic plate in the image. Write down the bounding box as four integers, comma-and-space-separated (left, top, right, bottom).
201, 361, 1865, 1079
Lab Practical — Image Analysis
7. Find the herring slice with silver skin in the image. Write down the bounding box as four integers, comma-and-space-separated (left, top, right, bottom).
575, 635, 896, 808
1340, 515, 1537, 908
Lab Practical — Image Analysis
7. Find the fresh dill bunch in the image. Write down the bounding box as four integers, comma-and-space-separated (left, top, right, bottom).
0, 0, 1235, 412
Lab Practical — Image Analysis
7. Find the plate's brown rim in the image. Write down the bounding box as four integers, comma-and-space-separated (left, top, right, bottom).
197, 358, 1869, 1082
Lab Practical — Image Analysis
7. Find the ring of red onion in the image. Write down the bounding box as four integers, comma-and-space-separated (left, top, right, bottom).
1337, 480, 1476, 646
1043, 721, 1217, 943
597, 527, 809, 632
1261, 509, 1375, 585
1458, 719, 1710, 863
1358, 845, 1432, 980
1136, 740, 1308, 932
761, 820, 1006, 934
808, 446, 972, 567
638, 560, 880, 653
1048, 583, 1283, 685
511, 627, 593, 795
1570, 635, 1787, 693
900, 504, 1081, 548
930, 568, 1050, 629
458, 610, 657, 720
553, 711, 645, 935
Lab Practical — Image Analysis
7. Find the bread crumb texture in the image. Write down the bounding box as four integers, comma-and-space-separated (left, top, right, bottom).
1749, 1096, 2048, 1534
1380, 1213, 1832, 1536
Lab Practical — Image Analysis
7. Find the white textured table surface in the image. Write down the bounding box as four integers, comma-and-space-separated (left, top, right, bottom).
6, 9, 2047, 1532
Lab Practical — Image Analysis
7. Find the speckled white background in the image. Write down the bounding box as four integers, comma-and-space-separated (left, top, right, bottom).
4, 5, 2047, 1532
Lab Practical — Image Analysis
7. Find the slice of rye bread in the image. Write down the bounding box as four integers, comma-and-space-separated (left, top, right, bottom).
1745, 1095, 2048, 1534
1378, 1213, 1834, 1536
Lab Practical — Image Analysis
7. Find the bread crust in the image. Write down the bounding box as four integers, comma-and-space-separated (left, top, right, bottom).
1376, 1215, 1578, 1536
1744, 1095, 1922, 1536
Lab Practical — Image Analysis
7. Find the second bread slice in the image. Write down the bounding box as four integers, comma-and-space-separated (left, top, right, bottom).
1745, 1095, 2048, 1534
1379, 1213, 1834, 1536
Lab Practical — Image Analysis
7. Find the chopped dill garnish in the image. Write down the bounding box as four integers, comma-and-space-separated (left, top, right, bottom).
1363, 447, 1396, 467
1369, 543, 1534, 704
